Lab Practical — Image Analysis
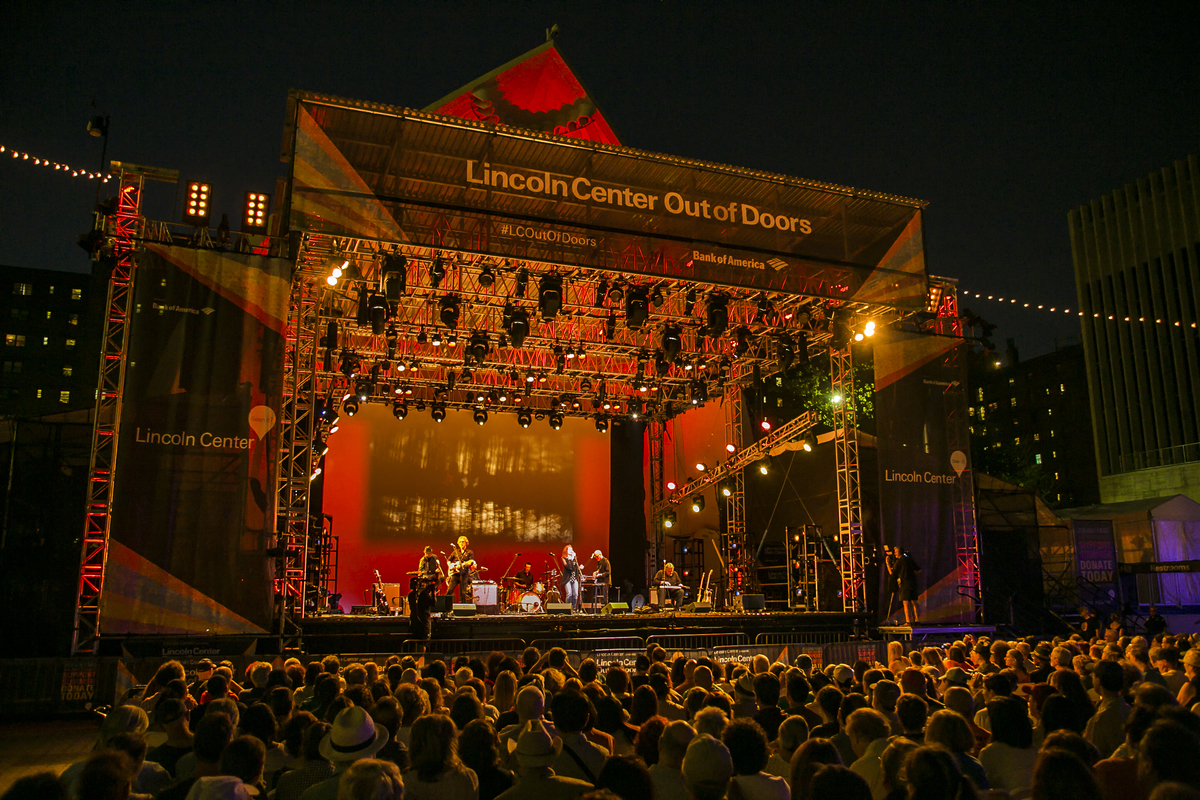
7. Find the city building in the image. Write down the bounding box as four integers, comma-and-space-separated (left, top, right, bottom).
0, 264, 103, 418
969, 340, 1100, 507
1070, 154, 1200, 502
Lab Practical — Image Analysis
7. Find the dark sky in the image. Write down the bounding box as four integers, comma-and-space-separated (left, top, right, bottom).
2, 2, 1196, 358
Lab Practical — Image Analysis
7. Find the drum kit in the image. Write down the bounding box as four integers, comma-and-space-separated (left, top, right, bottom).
502, 568, 562, 614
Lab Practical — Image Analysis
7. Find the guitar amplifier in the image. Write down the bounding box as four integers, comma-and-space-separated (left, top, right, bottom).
349, 605, 376, 615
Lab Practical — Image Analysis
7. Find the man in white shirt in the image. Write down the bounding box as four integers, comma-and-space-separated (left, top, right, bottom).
649, 721, 695, 800
1084, 659, 1131, 759
846, 708, 891, 800
550, 690, 609, 783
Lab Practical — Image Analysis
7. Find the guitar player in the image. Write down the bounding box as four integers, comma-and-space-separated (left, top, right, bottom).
653, 562, 685, 607
445, 535, 477, 603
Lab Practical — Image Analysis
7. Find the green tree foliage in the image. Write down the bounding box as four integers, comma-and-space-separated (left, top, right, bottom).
778, 351, 876, 435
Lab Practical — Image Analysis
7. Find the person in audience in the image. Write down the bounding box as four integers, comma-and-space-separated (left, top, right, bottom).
459, 719, 515, 800
628, 686, 658, 726
807, 764, 870, 800
721, 718, 788, 800
895, 694, 928, 744
681, 734, 733, 800
1030, 748, 1100, 800
595, 755, 653, 800
76, 752, 133, 800
978, 696, 1038, 795
870, 681, 903, 736
765, 715, 808, 778
402, 713, 478, 800
1178, 649, 1200, 709
336, 759, 404, 800
752, 674, 787, 740
633, 716, 666, 767
301, 705, 390, 800
845, 708, 890, 798
877, 737, 919, 800
924, 709, 988, 790
147, 697, 194, 778
551, 690, 610, 783
1137, 719, 1200, 794
648, 720, 693, 800
810, 687, 843, 739
904, 746, 979, 800
1085, 658, 1132, 758
1156, 647, 1186, 696
789, 738, 843, 800
193, 734, 266, 797
496, 720, 593, 800
594, 695, 638, 756
830, 694, 869, 766
274, 722, 333, 800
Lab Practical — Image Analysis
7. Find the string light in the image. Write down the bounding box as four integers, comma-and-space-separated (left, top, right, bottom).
961, 287, 1198, 329
0, 145, 111, 181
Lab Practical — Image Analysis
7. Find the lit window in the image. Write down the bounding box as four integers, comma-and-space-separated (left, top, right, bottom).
1008, 378, 1015, 386
1035, 454, 1042, 464
1047, 408, 1053, 416
1014, 437, 1020, 446
36, 389, 42, 398
775, 377, 782, 387
59, 390, 69, 403
69, 314, 78, 326
5, 334, 25, 347
1010, 398, 1017, 407
979, 407, 986, 421
1051, 429, 1056, 437
1056, 493, 1061, 501
45, 311, 52, 320
1046, 388, 1050, 395
977, 388, 983, 401
71, 288, 82, 300
1034, 433, 1040, 441
13, 283, 32, 296
1055, 471, 1060, 480
1053, 451, 1057, 458
776, 397, 783, 407
48, 286, 55, 295
1060, 383, 1065, 393
65, 339, 76, 348
62, 365, 72, 377
42, 336, 49, 346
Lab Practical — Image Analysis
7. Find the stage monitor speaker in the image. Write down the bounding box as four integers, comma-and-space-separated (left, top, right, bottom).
742, 594, 766, 611
693, 601, 713, 613
602, 602, 629, 615
545, 603, 573, 614
433, 596, 453, 614
452, 603, 477, 617
349, 605, 375, 615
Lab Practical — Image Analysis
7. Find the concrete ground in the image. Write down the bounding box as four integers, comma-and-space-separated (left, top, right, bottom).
0, 717, 99, 794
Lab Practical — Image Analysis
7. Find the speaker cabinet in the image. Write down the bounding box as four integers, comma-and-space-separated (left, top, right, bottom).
742, 594, 766, 611
452, 603, 477, 617
602, 602, 630, 615
545, 602, 574, 614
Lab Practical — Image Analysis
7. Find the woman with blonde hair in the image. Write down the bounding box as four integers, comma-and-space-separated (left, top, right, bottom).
339, 758, 405, 800
402, 714, 478, 800
492, 671, 517, 716
921, 647, 947, 675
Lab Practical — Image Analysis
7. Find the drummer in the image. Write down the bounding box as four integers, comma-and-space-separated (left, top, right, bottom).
514, 562, 535, 591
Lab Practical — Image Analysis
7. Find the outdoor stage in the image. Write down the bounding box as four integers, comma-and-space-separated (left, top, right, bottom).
298, 608, 870, 655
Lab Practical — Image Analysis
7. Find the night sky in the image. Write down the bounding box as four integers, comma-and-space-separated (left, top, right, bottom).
2, 3, 1196, 359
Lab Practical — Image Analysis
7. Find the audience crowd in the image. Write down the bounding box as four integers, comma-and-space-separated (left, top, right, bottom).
4, 623, 1200, 800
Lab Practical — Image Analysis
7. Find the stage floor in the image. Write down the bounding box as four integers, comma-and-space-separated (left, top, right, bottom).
299, 608, 870, 655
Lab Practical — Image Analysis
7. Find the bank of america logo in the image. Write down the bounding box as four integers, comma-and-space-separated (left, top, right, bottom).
767, 258, 788, 271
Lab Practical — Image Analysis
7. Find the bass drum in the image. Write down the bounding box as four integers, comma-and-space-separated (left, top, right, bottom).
520, 592, 543, 613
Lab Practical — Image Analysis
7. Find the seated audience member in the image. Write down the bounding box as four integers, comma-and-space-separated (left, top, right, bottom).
1094, 705, 1156, 800
752, 674, 787, 740
941, 687, 988, 755
402, 713, 478, 800
301, 706, 391, 800
1137, 719, 1200, 795
76, 752, 133, 800
1030, 749, 1100, 800
924, 709, 988, 790
681, 734, 734, 800
147, 698, 194, 777
789, 739, 843, 800
593, 695, 638, 757
904, 746, 979, 800
810, 686, 843, 739
978, 696, 1038, 795
870, 681, 902, 737
722, 719, 788, 800
370, 696, 410, 772
395, 683, 431, 747
807, 764, 871, 800
765, 715, 808, 778
552, 690, 610, 783
632, 717, 666, 768
459, 719, 515, 800
495, 719, 593, 800
595, 755, 654, 800
1085, 658, 1131, 759
877, 737, 920, 800
274, 722, 333, 800
158, 713, 234, 800
895, 693, 928, 743
185, 735, 265, 798
845, 708, 891, 798
648, 720, 694, 800
337, 759, 404, 800
830, 694, 869, 767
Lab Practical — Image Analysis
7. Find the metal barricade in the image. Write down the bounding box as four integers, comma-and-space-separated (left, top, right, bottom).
647, 632, 748, 651
754, 631, 847, 646
530, 636, 646, 653
398, 638, 526, 656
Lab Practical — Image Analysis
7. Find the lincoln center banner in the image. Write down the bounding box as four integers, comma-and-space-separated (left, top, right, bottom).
99, 245, 290, 636
874, 332, 973, 622
283, 92, 928, 307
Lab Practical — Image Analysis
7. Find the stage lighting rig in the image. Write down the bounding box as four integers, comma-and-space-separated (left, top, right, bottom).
383, 254, 407, 302
830, 311, 853, 349
705, 294, 728, 337
605, 313, 617, 341
431, 330, 444, 347
431, 403, 447, 422
392, 400, 408, 420
515, 267, 529, 297
663, 510, 677, 528
241, 192, 269, 233
650, 286, 664, 308
368, 293, 387, 334
654, 351, 670, 377
594, 415, 609, 433
853, 319, 877, 342
473, 408, 488, 425
466, 332, 489, 365
734, 326, 752, 357
802, 431, 817, 452
439, 296, 461, 329
478, 264, 496, 287
775, 334, 795, 371
595, 277, 609, 307
691, 494, 705, 513
430, 257, 446, 288
719, 480, 733, 497
548, 410, 564, 430
517, 409, 533, 428
343, 396, 360, 417
508, 308, 530, 348
626, 287, 649, 329
661, 325, 682, 361
354, 378, 371, 402
607, 281, 625, 304
183, 181, 210, 226
539, 275, 563, 320
385, 326, 398, 358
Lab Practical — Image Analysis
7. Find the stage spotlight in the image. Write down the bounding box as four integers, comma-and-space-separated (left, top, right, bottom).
517, 409, 533, 428
831, 393, 843, 405
431, 330, 443, 347
685, 286, 697, 306
607, 282, 624, 304
753, 294, 772, 323
803, 431, 817, 452
439, 296, 460, 329
368, 293, 387, 334
183, 181, 211, 226
467, 332, 489, 365
473, 408, 488, 425
478, 264, 496, 287
431, 403, 447, 422
385, 326, 398, 358
661, 325, 682, 360
758, 460, 769, 475
392, 400, 408, 420
726, 443, 737, 453
594, 415, 609, 433
605, 313, 617, 341
430, 257, 446, 288
343, 397, 360, 417
630, 400, 644, 419
690, 493, 705, 513
831, 311, 852, 349
354, 379, 371, 402
595, 278, 609, 307
760, 417, 772, 432
508, 309, 530, 348
666, 480, 678, 492
538, 275, 563, 320
241, 191, 270, 233
695, 461, 708, 472
650, 286, 664, 307
705, 294, 728, 337
626, 287, 649, 329
734, 326, 752, 358
720, 481, 732, 497
515, 267, 528, 296
776, 334, 795, 371
548, 410, 564, 430
654, 351, 670, 377
794, 331, 810, 366
383, 254, 407, 301
691, 380, 708, 405
663, 510, 677, 529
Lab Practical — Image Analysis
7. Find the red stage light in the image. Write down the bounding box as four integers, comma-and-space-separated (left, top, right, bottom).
760, 419, 771, 431
666, 480, 677, 491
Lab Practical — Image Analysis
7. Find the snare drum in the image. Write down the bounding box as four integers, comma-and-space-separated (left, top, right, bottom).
520, 592, 543, 613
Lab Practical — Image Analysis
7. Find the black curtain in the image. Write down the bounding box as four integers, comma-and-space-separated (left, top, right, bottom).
609, 419, 646, 602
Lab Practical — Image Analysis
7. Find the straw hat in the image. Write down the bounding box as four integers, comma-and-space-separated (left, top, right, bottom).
319, 706, 389, 762
507, 719, 562, 767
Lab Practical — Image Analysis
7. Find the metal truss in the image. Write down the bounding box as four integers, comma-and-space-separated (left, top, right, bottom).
71, 169, 145, 655
722, 387, 750, 607
273, 274, 321, 640
647, 419, 665, 588
831, 346, 867, 613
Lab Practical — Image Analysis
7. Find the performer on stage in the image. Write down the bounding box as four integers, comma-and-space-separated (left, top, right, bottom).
446, 536, 477, 603
591, 549, 611, 606
654, 562, 685, 607
886, 545, 921, 624
561, 545, 582, 611
514, 562, 535, 591
418, 546, 444, 590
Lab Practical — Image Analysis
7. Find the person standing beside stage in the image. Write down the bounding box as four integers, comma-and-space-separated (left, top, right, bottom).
446, 536, 477, 604
887, 546, 921, 624
562, 545, 582, 612
654, 563, 685, 607
591, 550, 611, 607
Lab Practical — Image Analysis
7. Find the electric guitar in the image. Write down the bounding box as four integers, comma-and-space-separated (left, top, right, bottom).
699, 569, 714, 604
447, 551, 478, 574
372, 569, 387, 607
